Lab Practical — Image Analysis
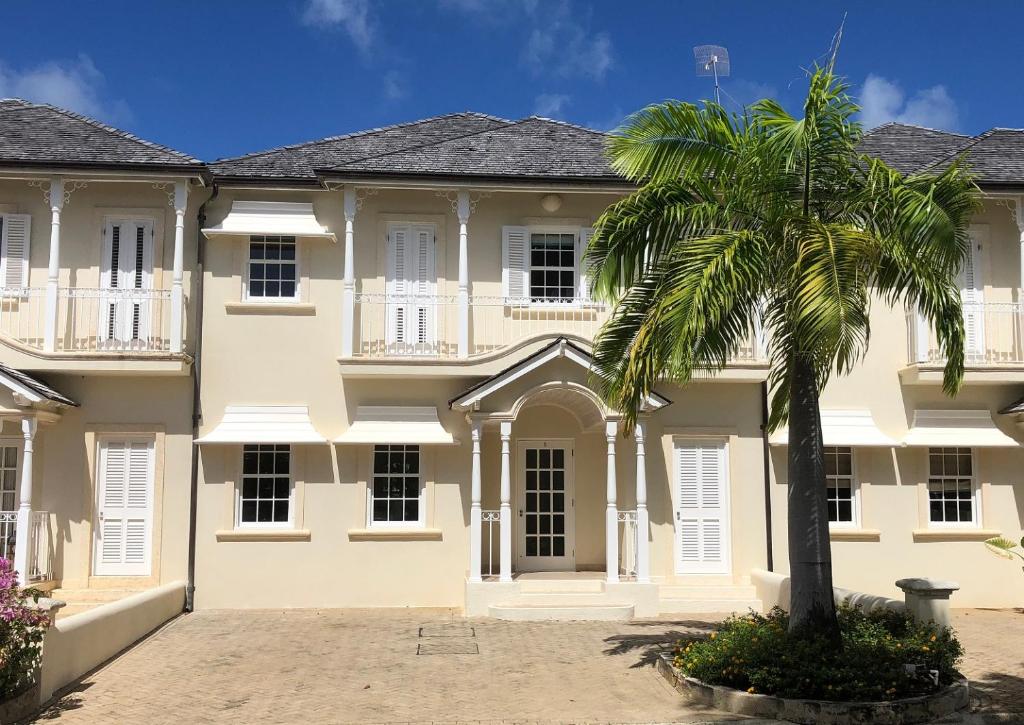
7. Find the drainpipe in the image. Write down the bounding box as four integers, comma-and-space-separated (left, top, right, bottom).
185, 183, 218, 612
761, 381, 774, 571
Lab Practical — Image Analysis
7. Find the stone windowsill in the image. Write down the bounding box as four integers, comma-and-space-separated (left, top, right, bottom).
912, 528, 1000, 542
224, 301, 316, 315
829, 528, 882, 542
347, 528, 443, 541
216, 529, 312, 542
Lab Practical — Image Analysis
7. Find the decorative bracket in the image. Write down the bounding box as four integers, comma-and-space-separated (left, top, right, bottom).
28, 178, 86, 207
435, 189, 490, 218
355, 187, 379, 211
152, 182, 177, 207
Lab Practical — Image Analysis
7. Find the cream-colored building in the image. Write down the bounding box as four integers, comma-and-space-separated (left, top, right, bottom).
1, 101, 1022, 618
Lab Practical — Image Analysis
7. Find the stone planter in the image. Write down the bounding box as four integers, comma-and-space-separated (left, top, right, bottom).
657, 653, 969, 725
0, 681, 40, 723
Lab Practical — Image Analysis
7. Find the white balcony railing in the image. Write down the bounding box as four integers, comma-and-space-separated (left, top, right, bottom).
907, 299, 1024, 365
0, 511, 51, 582
0, 287, 181, 354
617, 509, 638, 579
354, 293, 767, 361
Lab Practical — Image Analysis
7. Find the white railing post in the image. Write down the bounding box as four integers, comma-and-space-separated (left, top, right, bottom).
498, 420, 512, 583
342, 188, 357, 358
43, 177, 64, 352
457, 190, 470, 359
170, 181, 188, 354
605, 419, 619, 584
13, 417, 36, 584
469, 418, 483, 582
634, 420, 650, 583
914, 310, 930, 363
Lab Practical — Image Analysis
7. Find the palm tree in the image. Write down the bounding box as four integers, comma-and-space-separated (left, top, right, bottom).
586, 62, 979, 639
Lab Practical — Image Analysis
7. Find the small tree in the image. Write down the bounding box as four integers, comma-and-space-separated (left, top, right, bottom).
587, 58, 979, 641
0, 559, 50, 699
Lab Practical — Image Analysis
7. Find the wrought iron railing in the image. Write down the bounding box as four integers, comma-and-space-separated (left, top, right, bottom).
481, 509, 500, 578
617, 509, 638, 579
0, 510, 52, 582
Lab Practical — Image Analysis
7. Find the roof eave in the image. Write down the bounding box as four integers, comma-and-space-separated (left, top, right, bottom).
314, 169, 633, 191
0, 159, 208, 181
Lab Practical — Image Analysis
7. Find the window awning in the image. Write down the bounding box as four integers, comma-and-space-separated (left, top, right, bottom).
201, 201, 335, 240
769, 409, 898, 447
903, 410, 1019, 448
195, 406, 327, 444
334, 406, 457, 445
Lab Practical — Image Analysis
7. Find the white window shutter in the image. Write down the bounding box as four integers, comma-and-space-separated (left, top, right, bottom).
577, 227, 595, 301
386, 225, 409, 345
1, 214, 31, 289
958, 235, 985, 356
675, 440, 729, 574
501, 226, 529, 300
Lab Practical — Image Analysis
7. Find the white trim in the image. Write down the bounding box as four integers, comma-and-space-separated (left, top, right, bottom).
243, 235, 301, 303
234, 444, 294, 531
335, 406, 456, 445
92, 435, 156, 576
925, 446, 982, 529
903, 409, 1019, 448
770, 409, 898, 447
195, 406, 327, 444
0, 371, 44, 404
825, 446, 861, 530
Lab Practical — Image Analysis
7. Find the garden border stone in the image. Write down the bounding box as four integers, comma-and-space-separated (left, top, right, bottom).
656, 653, 969, 725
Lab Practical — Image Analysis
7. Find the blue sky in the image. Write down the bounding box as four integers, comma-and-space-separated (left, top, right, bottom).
1, 1, 1019, 160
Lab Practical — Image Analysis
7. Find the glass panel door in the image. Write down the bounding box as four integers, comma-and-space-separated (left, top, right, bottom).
518, 441, 574, 571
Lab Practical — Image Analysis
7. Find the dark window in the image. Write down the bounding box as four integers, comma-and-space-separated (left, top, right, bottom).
248, 235, 297, 299
372, 445, 421, 524
240, 444, 291, 525
528, 233, 576, 302
824, 446, 855, 524
928, 447, 975, 524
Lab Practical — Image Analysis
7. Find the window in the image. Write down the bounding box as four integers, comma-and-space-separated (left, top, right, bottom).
371, 445, 422, 526
529, 233, 576, 302
0, 445, 16, 511
928, 447, 977, 526
247, 235, 297, 300
239, 444, 291, 527
824, 446, 856, 526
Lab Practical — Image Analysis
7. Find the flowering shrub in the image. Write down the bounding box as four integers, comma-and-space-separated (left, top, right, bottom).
0, 558, 49, 700
674, 605, 962, 702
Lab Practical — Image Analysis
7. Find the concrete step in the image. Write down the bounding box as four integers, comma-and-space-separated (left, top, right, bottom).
659, 584, 758, 600
658, 597, 762, 615
516, 593, 631, 606
518, 578, 605, 594
489, 603, 634, 621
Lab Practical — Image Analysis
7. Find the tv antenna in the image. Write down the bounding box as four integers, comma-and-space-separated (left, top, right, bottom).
694, 45, 730, 105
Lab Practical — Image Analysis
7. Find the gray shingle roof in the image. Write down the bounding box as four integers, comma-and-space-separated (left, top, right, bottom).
210, 112, 513, 182
211, 113, 620, 184
0, 363, 78, 407
0, 98, 202, 171
858, 123, 970, 175
921, 128, 1024, 186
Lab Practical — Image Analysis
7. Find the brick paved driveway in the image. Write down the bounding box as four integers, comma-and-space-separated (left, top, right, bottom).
28, 608, 1024, 725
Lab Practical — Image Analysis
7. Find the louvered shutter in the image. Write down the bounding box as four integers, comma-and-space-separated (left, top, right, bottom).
410, 224, 436, 349
386, 224, 409, 347
501, 226, 529, 300
0, 214, 31, 290
674, 440, 729, 574
576, 227, 595, 301
958, 235, 985, 358
94, 438, 153, 576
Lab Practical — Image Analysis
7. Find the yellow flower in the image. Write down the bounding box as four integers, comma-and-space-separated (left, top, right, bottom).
922, 645, 930, 652
710, 632, 717, 639
747, 687, 756, 694
930, 635, 937, 642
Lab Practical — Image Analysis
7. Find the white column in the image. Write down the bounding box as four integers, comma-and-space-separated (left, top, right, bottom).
605, 419, 619, 584
341, 188, 357, 358
634, 420, 651, 583
457, 190, 470, 359
469, 419, 483, 582
13, 417, 37, 583
498, 420, 512, 582
1017, 197, 1024, 303
170, 181, 188, 354
43, 178, 65, 352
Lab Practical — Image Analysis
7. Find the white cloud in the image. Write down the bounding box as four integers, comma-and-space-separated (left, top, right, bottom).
0, 54, 131, 123
859, 74, 959, 131
302, 0, 373, 53
382, 70, 406, 102
533, 93, 570, 118
523, 3, 613, 81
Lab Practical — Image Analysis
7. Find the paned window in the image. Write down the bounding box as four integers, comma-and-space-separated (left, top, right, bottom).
824, 446, 855, 525
0, 446, 16, 511
529, 233, 576, 301
239, 444, 291, 526
247, 235, 297, 300
928, 447, 976, 525
371, 445, 422, 525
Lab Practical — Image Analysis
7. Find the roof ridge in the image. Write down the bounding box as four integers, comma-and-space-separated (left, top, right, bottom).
521, 115, 610, 137
0, 97, 201, 165
327, 116, 536, 170
862, 120, 970, 139
210, 111, 514, 166
915, 129, 991, 174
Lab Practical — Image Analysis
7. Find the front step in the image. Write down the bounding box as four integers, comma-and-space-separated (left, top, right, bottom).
518, 578, 605, 594
489, 603, 634, 621
658, 583, 762, 615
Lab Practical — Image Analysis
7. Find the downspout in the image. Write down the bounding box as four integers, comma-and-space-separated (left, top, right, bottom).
185, 183, 218, 612
761, 380, 774, 571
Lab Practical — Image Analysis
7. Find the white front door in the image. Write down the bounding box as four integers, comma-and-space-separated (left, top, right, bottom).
385, 223, 437, 355
674, 439, 731, 575
93, 437, 155, 576
517, 440, 575, 571
100, 218, 154, 348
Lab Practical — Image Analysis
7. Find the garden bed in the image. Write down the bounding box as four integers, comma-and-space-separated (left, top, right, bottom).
657, 654, 968, 725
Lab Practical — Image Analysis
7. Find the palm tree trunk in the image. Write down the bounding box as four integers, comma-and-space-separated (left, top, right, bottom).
786, 353, 840, 640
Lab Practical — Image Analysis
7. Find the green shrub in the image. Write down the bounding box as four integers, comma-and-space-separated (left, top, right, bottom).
674, 605, 962, 702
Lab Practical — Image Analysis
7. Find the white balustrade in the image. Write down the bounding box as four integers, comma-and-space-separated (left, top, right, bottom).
907, 298, 1024, 365
617, 509, 639, 579
0, 510, 49, 582
481, 510, 500, 578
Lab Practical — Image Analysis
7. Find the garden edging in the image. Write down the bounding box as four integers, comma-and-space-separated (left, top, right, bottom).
656, 653, 969, 725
